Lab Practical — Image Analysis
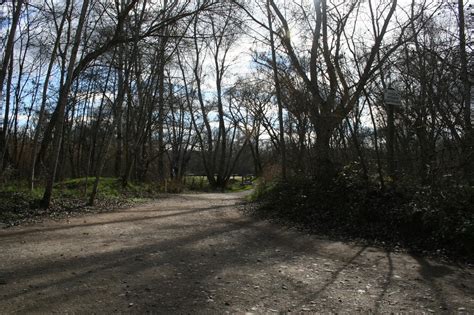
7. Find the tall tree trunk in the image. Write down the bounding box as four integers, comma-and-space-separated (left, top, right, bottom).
314, 119, 336, 183
366, 91, 385, 189
41, 0, 90, 208
386, 99, 396, 181
346, 117, 369, 182
88, 99, 120, 206
0, 0, 23, 100
114, 56, 126, 178
267, 0, 287, 180
1, 54, 14, 170
458, 0, 473, 185
155, 0, 169, 184
0, 0, 23, 171
156, 45, 167, 184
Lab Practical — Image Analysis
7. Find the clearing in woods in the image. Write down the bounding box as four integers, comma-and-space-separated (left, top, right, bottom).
0, 191, 473, 313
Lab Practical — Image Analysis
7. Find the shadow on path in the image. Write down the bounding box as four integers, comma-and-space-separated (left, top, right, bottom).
0, 193, 472, 313
0, 204, 236, 238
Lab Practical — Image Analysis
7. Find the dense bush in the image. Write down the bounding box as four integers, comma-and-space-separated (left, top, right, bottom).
252, 173, 474, 260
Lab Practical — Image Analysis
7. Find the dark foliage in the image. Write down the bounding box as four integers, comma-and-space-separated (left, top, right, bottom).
252, 172, 474, 261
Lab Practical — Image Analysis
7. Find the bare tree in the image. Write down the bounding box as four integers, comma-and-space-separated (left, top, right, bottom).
247, 0, 429, 181
0, 0, 24, 171
458, 0, 473, 185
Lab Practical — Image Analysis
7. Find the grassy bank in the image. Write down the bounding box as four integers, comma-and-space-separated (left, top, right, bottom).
0, 177, 159, 227
0, 176, 254, 227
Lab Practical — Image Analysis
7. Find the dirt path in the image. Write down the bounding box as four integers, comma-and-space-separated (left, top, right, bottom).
0, 192, 473, 313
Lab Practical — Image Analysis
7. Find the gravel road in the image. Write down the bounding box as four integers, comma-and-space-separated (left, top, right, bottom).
0, 192, 473, 313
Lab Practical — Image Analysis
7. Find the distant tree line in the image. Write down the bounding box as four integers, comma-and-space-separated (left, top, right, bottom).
0, 0, 472, 207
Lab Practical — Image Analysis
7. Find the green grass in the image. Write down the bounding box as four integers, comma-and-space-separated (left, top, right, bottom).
1, 177, 160, 200
1, 176, 255, 197
0, 181, 43, 199
248, 179, 278, 201
225, 178, 254, 192
55, 177, 118, 198
55, 177, 163, 198
182, 176, 210, 191
181, 176, 254, 192
0, 177, 160, 226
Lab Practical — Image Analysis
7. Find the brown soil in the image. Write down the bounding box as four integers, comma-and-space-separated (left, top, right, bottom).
0, 192, 473, 313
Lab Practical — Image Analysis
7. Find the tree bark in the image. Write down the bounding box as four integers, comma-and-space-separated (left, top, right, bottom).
0, 0, 23, 101
458, 0, 474, 185
314, 119, 336, 182
266, 0, 287, 180
41, 0, 91, 208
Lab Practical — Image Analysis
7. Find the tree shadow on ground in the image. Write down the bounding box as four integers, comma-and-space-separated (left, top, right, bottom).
0, 197, 472, 313
410, 255, 453, 310
0, 219, 307, 311
0, 203, 236, 238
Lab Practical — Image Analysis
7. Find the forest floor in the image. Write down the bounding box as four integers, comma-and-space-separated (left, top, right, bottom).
0, 191, 473, 313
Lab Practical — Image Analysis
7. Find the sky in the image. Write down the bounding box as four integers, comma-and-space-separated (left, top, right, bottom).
1, 0, 473, 129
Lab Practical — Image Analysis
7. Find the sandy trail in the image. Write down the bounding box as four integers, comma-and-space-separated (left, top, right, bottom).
0, 192, 472, 313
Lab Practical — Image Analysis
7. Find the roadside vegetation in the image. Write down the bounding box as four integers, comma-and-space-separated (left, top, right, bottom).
0, 178, 155, 226
0, 176, 254, 227
250, 169, 474, 261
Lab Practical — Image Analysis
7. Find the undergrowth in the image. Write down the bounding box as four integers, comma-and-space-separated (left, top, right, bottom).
251, 172, 474, 261
183, 176, 254, 192
0, 178, 159, 226
0, 176, 253, 226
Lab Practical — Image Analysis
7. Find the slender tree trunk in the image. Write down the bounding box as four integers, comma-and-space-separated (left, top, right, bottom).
12, 19, 31, 167
345, 117, 369, 182
18, 64, 42, 172
0, 0, 24, 171
1, 54, 14, 170
34, 7, 72, 181
386, 96, 396, 181
88, 111, 118, 206
114, 58, 126, 178
0, 0, 23, 100
458, 0, 473, 185
155, 0, 169, 184
267, 0, 286, 180
156, 45, 166, 184
366, 91, 385, 189
41, 0, 90, 208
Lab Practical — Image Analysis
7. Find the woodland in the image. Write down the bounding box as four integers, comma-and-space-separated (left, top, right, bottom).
0, 0, 473, 258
